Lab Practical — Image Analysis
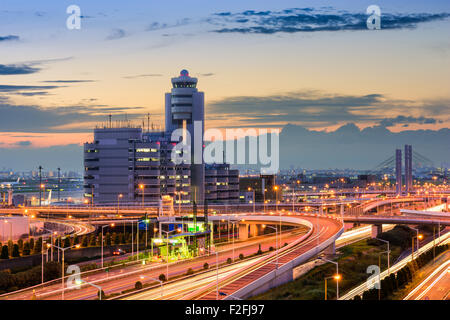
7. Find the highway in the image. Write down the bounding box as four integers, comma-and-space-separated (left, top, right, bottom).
0, 220, 308, 300
184, 214, 343, 300
404, 253, 450, 300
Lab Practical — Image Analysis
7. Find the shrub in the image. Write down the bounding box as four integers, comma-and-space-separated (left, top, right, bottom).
12, 244, 20, 258
186, 268, 194, 275
81, 236, 88, 247
0, 245, 9, 259
135, 281, 143, 290
239, 253, 244, 260
98, 290, 105, 300
269, 246, 274, 251
203, 262, 209, 270
22, 242, 31, 256
227, 258, 232, 264
159, 274, 166, 282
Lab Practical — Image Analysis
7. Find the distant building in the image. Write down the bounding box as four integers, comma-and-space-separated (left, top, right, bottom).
84, 70, 239, 205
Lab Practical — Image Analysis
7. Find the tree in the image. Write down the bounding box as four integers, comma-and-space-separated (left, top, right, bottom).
186, 268, 194, 275
33, 237, 42, 254
81, 236, 88, 247
0, 245, 9, 259
159, 274, 166, 282
227, 258, 232, 264
29, 238, 35, 251
73, 234, 79, 245
12, 244, 20, 258
106, 233, 112, 246
18, 239, 24, 252
22, 242, 31, 256
89, 235, 96, 247
257, 244, 262, 255
239, 253, 244, 260
203, 262, 209, 270
135, 281, 143, 290
63, 237, 71, 248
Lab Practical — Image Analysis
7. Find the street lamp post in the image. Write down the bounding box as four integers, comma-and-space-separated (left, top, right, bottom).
117, 194, 123, 215
324, 275, 340, 300
319, 257, 340, 299
161, 229, 178, 281
139, 184, 145, 207
101, 223, 114, 268
42, 228, 57, 261
263, 224, 279, 269
201, 247, 219, 300
411, 229, 423, 261
41, 242, 51, 284
52, 243, 81, 300
375, 237, 390, 274
248, 187, 255, 214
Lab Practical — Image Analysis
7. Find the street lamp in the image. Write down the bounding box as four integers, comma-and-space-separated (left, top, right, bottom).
200, 247, 219, 300
101, 223, 115, 268
117, 194, 123, 215
374, 238, 390, 274
41, 242, 51, 284
324, 274, 341, 300
262, 224, 279, 269
52, 243, 81, 300
75, 279, 103, 300
411, 228, 423, 261
319, 257, 340, 299
42, 228, 58, 261
139, 184, 145, 207
139, 275, 163, 298
248, 187, 255, 214
161, 229, 180, 281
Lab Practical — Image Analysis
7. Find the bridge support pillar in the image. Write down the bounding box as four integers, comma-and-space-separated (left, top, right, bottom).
324, 242, 336, 256
371, 224, 383, 238
239, 224, 249, 241
340, 204, 344, 216
249, 224, 259, 237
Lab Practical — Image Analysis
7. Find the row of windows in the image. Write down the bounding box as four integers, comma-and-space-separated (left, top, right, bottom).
136, 157, 160, 162
136, 148, 158, 153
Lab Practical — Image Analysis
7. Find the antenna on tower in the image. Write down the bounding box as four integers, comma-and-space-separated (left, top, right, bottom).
108, 114, 112, 128
147, 113, 150, 133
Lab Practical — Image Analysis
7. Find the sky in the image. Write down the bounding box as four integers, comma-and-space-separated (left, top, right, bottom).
0, 0, 449, 171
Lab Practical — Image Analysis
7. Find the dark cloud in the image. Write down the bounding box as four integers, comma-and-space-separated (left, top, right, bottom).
0, 103, 145, 133
199, 73, 215, 77
15, 141, 31, 147
14, 91, 50, 97
145, 19, 191, 32
0, 85, 61, 92
0, 64, 40, 75
207, 91, 449, 128
379, 116, 442, 127
0, 35, 19, 42
209, 8, 450, 34
106, 28, 127, 40
123, 74, 163, 79
41, 80, 95, 83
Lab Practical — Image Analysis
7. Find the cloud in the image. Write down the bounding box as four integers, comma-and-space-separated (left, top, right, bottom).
106, 28, 127, 40
209, 8, 450, 34
207, 90, 450, 128
0, 64, 40, 75
41, 80, 96, 83
0, 35, 19, 42
123, 74, 163, 79
145, 19, 191, 32
0, 103, 145, 133
379, 116, 442, 127
15, 141, 31, 147
198, 73, 215, 77
0, 85, 61, 92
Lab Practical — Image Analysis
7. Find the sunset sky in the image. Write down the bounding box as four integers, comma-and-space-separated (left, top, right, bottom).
0, 0, 449, 170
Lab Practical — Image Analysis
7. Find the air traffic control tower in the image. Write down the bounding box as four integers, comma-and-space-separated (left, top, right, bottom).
165, 70, 205, 203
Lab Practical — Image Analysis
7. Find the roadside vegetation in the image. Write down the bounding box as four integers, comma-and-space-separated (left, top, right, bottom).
251, 225, 431, 300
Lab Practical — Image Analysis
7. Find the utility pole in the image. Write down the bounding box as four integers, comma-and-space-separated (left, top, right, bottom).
39, 166, 43, 206
204, 199, 210, 251
57, 167, 61, 202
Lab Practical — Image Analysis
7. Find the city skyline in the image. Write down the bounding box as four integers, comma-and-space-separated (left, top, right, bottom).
1, 0, 449, 171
